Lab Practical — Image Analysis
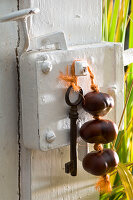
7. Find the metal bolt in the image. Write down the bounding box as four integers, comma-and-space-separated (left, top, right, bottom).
42, 61, 52, 74
46, 130, 56, 143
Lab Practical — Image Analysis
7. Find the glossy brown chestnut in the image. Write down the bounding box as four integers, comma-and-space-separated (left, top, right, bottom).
80, 119, 118, 144
82, 92, 114, 117
82, 149, 119, 176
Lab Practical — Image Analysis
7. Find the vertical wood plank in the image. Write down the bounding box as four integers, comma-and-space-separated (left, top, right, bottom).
31, 147, 99, 200
0, 0, 18, 199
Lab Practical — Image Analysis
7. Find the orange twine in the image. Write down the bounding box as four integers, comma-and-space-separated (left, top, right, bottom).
59, 60, 99, 92
87, 66, 99, 92
94, 144, 103, 151
59, 61, 80, 92
95, 174, 112, 193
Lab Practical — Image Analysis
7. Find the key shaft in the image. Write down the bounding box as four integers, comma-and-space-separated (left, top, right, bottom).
65, 86, 83, 176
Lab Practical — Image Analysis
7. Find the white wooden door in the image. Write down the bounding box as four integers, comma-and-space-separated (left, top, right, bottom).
19, 1, 102, 199
0, 1, 125, 200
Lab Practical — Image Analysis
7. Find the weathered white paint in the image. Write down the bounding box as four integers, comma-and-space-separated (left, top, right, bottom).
0, 1, 18, 200
0, 8, 40, 22
30, 31, 68, 51
123, 48, 133, 66
20, 42, 124, 151
114, 44, 124, 125
29, 0, 102, 46
0, 8, 40, 55
31, 147, 99, 200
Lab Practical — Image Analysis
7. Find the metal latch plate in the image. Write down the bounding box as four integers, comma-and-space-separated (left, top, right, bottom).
20, 42, 124, 151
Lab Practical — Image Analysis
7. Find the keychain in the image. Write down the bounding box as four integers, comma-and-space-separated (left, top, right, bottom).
59, 60, 119, 193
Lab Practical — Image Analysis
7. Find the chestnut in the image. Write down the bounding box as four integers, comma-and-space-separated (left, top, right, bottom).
80, 119, 118, 144
82, 149, 119, 176
82, 92, 114, 117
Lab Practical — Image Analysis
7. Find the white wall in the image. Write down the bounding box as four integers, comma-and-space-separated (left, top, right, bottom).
0, 1, 18, 200
30, 0, 102, 46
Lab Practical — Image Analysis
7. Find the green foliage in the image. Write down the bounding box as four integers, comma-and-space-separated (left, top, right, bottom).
102, 0, 133, 199
100, 185, 125, 200
109, 0, 120, 41
117, 163, 133, 199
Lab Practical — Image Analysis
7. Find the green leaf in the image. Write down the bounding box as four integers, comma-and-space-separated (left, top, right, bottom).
105, 0, 109, 41
109, 0, 120, 41
129, 2, 133, 48
115, 130, 124, 151
100, 185, 124, 200
117, 163, 133, 200
115, 0, 124, 42
107, 0, 113, 33
121, 0, 130, 43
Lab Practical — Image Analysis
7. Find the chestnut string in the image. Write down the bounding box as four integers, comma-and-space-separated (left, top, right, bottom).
59, 61, 80, 92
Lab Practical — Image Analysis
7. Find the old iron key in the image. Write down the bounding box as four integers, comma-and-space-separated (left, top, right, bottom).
65, 86, 83, 176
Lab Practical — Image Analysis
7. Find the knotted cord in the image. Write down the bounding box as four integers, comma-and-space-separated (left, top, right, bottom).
59, 60, 99, 92
87, 66, 99, 92
95, 174, 112, 193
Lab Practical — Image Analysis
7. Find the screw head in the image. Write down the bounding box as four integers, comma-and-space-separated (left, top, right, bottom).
46, 130, 56, 143
42, 61, 52, 74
